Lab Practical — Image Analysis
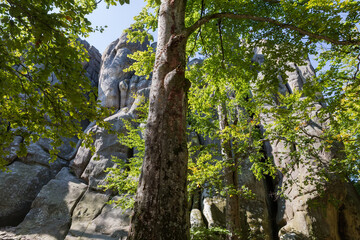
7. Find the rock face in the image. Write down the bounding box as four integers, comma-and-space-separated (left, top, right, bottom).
15, 168, 88, 240
98, 30, 149, 109
0, 33, 151, 239
255, 49, 360, 239
0, 30, 359, 240
0, 162, 53, 227
0, 40, 101, 229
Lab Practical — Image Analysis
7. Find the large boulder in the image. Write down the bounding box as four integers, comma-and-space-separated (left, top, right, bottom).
0, 161, 52, 227
15, 168, 87, 240
66, 195, 131, 240
18, 143, 67, 175
76, 110, 135, 190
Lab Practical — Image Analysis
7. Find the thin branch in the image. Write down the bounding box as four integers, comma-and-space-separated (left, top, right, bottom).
189, 0, 205, 58
217, 19, 225, 62
184, 12, 360, 46
353, 53, 360, 81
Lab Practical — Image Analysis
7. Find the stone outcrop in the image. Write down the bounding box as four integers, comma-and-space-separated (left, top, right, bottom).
0, 40, 101, 229
98, 30, 149, 109
15, 168, 87, 240
255, 48, 360, 239
0, 32, 151, 239
0, 162, 53, 227
0, 29, 359, 240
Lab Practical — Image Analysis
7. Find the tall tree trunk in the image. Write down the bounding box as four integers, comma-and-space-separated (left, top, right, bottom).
128, 1, 190, 239
218, 103, 242, 240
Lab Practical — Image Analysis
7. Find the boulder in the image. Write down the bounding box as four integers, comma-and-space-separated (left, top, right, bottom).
36, 137, 79, 161
15, 168, 87, 240
70, 144, 93, 178
79, 110, 134, 190
66, 195, 131, 240
0, 161, 52, 227
3, 136, 23, 164
18, 143, 67, 176
66, 189, 110, 239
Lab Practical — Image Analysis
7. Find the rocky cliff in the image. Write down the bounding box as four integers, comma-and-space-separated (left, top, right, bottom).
0, 29, 359, 240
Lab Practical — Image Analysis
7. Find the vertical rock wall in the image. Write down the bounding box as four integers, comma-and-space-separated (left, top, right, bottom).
255, 48, 360, 239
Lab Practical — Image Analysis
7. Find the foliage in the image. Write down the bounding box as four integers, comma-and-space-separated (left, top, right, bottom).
114, 0, 360, 238
126, 46, 155, 79
187, 142, 224, 196
190, 227, 230, 240
102, 95, 148, 209
119, 0, 360, 204
0, 0, 109, 170
314, 44, 360, 183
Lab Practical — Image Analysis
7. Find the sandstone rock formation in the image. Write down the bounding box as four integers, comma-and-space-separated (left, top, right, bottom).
255, 48, 360, 239
0, 30, 359, 240
98, 30, 149, 109
0, 32, 152, 240
0, 40, 101, 229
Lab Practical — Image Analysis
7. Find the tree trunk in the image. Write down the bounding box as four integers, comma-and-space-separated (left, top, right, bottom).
128, 1, 190, 239
218, 103, 242, 240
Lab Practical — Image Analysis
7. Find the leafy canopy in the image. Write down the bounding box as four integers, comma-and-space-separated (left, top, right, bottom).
121, 0, 360, 192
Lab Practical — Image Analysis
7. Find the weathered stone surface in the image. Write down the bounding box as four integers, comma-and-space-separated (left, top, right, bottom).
18, 143, 67, 176
36, 137, 79, 161
66, 195, 131, 240
0, 161, 52, 227
70, 144, 93, 178
98, 30, 149, 109
0, 227, 31, 240
66, 189, 109, 239
69, 122, 97, 178
202, 196, 226, 228
190, 209, 205, 228
3, 136, 23, 164
16, 167, 87, 240
90, 196, 131, 239
80, 110, 135, 190
238, 159, 274, 240
80, 39, 102, 89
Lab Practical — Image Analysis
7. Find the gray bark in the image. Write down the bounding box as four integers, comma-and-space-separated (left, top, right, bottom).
128, 1, 190, 239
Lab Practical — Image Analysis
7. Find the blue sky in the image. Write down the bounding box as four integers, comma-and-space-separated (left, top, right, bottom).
84, 2, 320, 69
85, 1, 147, 54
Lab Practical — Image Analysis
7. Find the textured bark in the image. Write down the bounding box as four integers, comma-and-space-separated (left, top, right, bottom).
128, 1, 190, 239
218, 103, 243, 240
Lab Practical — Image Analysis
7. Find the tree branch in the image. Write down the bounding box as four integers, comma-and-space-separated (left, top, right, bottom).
185, 12, 360, 46
217, 19, 225, 62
